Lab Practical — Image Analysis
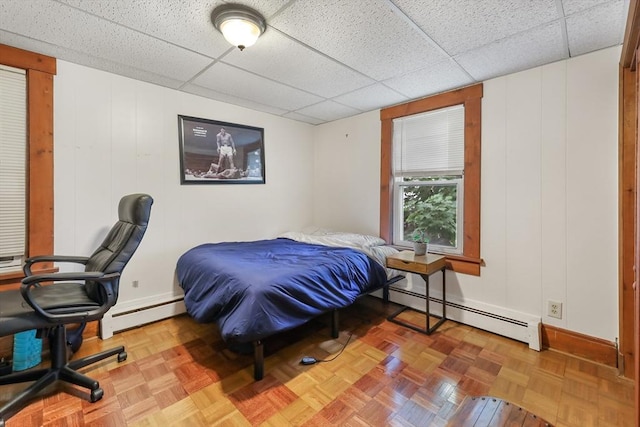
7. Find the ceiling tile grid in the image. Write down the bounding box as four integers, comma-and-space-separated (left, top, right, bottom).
391, 0, 561, 56
295, 100, 363, 123
57, 0, 231, 58
0, 0, 213, 82
268, 0, 452, 81
221, 28, 375, 99
192, 62, 324, 111
181, 83, 291, 117
382, 57, 475, 99
332, 83, 409, 112
0, 0, 629, 125
565, 0, 627, 56
454, 21, 569, 82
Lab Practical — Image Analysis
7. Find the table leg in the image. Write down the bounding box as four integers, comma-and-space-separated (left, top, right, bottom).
387, 267, 447, 335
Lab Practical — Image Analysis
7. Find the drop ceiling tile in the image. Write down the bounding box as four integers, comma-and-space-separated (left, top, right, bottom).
382, 58, 475, 99
332, 83, 408, 112
270, 0, 449, 81
181, 83, 289, 116
192, 62, 323, 111
0, 0, 628, 126
294, 100, 361, 123
393, 0, 560, 56
565, 0, 626, 56
0, 0, 212, 82
455, 21, 567, 82
0, 31, 188, 90
58, 0, 228, 58
282, 111, 325, 125
223, 29, 374, 98
562, 0, 616, 15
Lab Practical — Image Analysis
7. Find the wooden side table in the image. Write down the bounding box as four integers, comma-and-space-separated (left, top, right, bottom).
385, 251, 447, 334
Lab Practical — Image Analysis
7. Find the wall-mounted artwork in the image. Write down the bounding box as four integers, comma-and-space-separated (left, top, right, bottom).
178, 115, 265, 184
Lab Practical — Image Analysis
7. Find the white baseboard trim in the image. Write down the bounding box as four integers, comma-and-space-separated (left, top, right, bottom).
98, 281, 542, 352
100, 293, 186, 339
382, 278, 542, 351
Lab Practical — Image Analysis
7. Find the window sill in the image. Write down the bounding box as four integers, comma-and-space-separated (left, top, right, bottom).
0, 267, 59, 289
443, 254, 483, 276
391, 245, 483, 276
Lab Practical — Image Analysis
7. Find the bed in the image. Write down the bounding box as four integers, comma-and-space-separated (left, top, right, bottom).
176, 230, 403, 380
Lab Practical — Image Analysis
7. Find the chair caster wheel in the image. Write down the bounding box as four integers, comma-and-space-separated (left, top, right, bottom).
117, 351, 127, 363
0, 417, 5, 427
90, 388, 104, 403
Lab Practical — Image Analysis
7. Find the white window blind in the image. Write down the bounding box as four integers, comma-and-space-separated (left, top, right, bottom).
0, 65, 26, 266
392, 104, 464, 176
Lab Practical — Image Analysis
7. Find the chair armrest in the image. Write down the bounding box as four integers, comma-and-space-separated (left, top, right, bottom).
20, 271, 121, 324
21, 271, 106, 285
24, 255, 90, 276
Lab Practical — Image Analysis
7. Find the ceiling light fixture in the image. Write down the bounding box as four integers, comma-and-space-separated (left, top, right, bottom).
211, 4, 266, 51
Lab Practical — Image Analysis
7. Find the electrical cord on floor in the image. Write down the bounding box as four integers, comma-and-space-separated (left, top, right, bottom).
299, 333, 353, 365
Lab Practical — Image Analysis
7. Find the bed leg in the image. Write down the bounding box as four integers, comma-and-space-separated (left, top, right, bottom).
253, 340, 264, 381
383, 285, 389, 303
331, 309, 339, 339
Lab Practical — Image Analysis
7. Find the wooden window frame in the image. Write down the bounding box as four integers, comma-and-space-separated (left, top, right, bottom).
380, 83, 483, 275
0, 44, 56, 288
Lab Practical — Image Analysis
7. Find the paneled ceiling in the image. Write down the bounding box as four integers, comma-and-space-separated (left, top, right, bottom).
0, 0, 629, 125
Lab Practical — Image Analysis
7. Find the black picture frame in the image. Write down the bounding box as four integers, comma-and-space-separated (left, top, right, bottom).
178, 115, 265, 184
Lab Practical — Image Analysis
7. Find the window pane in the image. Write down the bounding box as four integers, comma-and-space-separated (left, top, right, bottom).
399, 178, 461, 251
392, 105, 464, 176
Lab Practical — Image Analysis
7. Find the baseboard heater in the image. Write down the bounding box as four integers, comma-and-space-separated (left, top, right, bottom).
384, 284, 542, 351
100, 296, 186, 339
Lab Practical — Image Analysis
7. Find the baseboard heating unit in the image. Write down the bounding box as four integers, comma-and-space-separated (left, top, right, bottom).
384, 283, 542, 351
100, 294, 186, 339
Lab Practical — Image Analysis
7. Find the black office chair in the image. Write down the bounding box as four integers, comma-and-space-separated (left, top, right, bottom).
0, 193, 153, 426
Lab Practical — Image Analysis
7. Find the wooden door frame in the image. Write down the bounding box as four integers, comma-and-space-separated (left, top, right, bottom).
619, 0, 640, 425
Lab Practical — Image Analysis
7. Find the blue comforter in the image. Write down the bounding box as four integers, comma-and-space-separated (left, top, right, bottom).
177, 238, 387, 344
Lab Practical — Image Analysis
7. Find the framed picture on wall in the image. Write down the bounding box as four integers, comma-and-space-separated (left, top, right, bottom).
178, 115, 265, 184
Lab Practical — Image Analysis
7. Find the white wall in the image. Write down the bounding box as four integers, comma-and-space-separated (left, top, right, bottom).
313, 46, 621, 342
53, 61, 315, 310
52, 45, 620, 342
312, 110, 383, 235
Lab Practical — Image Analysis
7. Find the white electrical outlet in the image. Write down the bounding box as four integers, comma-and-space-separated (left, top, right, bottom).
548, 300, 562, 319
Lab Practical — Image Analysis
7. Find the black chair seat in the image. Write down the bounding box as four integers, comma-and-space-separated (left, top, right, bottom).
0, 283, 101, 331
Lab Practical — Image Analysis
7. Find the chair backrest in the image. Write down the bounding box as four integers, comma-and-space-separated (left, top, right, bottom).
84, 193, 153, 302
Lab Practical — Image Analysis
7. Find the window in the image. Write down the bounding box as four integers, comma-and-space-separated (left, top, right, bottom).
380, 84, 483, 275
0, 65, 26, 272
392, 105, 464, 253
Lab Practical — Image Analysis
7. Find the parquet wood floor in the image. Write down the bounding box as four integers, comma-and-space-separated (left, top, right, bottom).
0, 297, 634, 426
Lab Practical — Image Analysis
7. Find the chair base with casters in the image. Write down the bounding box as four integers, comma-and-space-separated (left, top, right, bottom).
0, 193, 153, 426
0, 325, 127, 426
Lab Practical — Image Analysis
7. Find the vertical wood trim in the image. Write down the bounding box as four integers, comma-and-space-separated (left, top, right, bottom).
622, 0, 640, 68
463, 97, 481, 260
635, 49, 640, 427
27, 70, 54, 263
380, 118, 393, 243
620, 4, 640, 422
620, 64, 637, 381
636, 265, 640, 427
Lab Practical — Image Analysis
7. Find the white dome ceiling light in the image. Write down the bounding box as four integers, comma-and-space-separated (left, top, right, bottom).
211, 4, 266, 51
